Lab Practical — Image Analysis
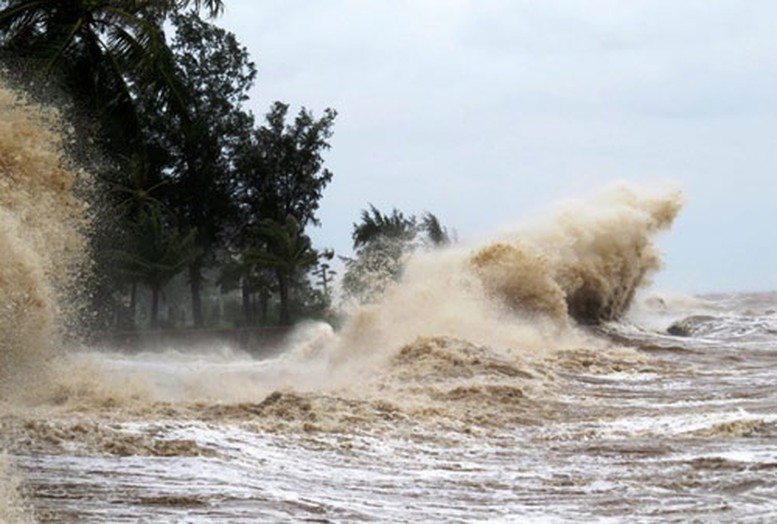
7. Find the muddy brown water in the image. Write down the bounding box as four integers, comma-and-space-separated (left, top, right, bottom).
1, 293, 774, 523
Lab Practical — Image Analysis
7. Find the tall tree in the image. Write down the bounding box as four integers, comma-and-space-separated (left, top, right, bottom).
108, 154, 170, 324
312, 258, 336, 302
0, 0, 233, 330
229, 102, 336, 324
236, 102, 336, 229
150, 10, 256, 327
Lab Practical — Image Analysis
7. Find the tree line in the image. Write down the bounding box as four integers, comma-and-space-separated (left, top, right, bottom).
0, 1, 455, 331
0, 1, 337, 329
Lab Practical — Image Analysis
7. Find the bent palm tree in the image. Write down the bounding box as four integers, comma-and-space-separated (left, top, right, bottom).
352, 204, 417, 250
0, 0, 224, 152
420, 211, 451, 247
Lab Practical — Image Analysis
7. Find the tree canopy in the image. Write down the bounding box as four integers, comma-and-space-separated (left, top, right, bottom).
343, 206, 452, 304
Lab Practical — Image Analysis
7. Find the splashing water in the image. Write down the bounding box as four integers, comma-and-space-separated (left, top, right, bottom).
0, 70, 682, 409
0, 454, 34, 524
472, 184, 682, 324
328, 183, 681, 376
0, 82, 89, 404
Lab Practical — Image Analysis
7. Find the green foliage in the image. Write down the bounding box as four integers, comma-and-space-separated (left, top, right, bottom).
110, 153, 169, 218
420, 211, 451, 247
0, 0, 339, 331
244, 216, 321, 326
113, 208, 199, 285
140, 10, 256, 326
0, 1, 239, 329
225, 101, 337, 326
343, 206, 452, 303
163, 1, 224, 18
0, 1, 221, 152
235, 102, 336, 229
246, 217, 319, 275
352, 204, 417, 250
0, 0, 157, 154
109, 206, 200, 326
312, 257, 336, 301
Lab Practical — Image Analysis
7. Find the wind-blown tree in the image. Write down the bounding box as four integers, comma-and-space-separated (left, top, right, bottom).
342, 206, 452, 303
0, 0, 236, 330
1, 2, 340, 329
0, 0, 225, 157
352, 204, 417, 250
229, 102, 336, 322
420, 211, 452, 247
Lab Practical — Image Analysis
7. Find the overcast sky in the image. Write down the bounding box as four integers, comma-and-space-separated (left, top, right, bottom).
218, 0, 777, 294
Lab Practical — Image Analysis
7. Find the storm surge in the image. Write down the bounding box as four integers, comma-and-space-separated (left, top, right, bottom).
0, 454, 33, 524
0, 79, 91, 524
0, 74, 685, 410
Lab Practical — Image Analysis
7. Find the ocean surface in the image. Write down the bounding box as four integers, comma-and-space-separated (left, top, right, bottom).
2, 292, 775, 523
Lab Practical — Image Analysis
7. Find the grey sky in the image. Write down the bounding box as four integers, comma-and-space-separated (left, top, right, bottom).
219, 1, 777, 293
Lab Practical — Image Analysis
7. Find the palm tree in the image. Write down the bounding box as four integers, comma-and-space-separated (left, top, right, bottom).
343, 206, 453, 303
0, 1, 224, 70
352, 204, 417, 250
420, 212, 451, 247
111, 207, 200, 328
107, 153, 173, 322
245, 216, 320, 326
1, 0, 235, 328
111, 154, 169, 216
0, 0, 224, 153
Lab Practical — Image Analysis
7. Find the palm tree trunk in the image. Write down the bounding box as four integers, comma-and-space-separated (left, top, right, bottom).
242, 278, 252, 325
150, 282, 160, 329
189, 261, 204, 328
129, 279, 138, 327
259, 289, 268, 326
277, 270, 291, 326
